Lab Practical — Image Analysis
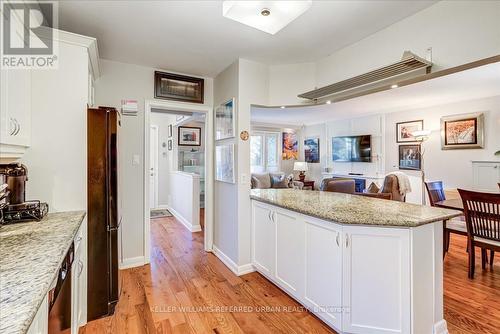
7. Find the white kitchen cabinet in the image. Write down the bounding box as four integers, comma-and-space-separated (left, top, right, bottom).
342, 226, 410, 334
71, 219, 87, 333
304, 217, 343, 330
251, 200, 439, 334
472, 161, 500, 191
275, 208, 304, 299
26, 295, 48, 334
0, 68, 32, 157
251, 202, 275, 277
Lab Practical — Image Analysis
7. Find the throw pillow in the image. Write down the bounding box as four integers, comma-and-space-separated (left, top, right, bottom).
366, 182, 380, 193
251, 173, 272, 189
271, 174, 289, 189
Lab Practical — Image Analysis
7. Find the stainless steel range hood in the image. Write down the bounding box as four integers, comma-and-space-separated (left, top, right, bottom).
298, 51, 432, 101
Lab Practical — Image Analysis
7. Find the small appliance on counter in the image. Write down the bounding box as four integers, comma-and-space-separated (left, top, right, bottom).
0, 163, 48, 225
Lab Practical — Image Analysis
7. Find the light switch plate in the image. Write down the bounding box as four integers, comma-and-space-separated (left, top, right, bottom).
132, 154, 140, 165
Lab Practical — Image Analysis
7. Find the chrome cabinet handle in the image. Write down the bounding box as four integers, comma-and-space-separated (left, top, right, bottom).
14, 119, 20, 135
78, 260, 83, 276
268, 211, 271, 222
9, 118, 16, 135
336, 233, 340, 247
76, 236, 82, 242
345, 233, 349, 248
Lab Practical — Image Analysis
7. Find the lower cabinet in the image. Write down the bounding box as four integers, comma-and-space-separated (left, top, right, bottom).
251, 201, 411, 334
72, 220, 87, 333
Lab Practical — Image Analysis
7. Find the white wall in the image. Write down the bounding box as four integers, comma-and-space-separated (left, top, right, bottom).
268, 62, 316, 106
94, 59, 213, 263
20, 42, 88, 212
169, 171, 200, 232
299, 123, 326, 187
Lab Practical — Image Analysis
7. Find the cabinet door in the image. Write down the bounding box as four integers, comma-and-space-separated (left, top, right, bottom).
304, 218, 343, 330
71, 245, 81, 334
275, 208, 304, 298
342, 226, 410, 334
0, 68, 31, 147
473, 162, 500, 191
252, 202, 275, 277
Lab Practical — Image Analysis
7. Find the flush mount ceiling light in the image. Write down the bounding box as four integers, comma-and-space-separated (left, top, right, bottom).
222, 1, 312, 35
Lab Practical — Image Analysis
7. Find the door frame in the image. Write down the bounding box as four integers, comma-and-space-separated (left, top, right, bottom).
149, 124, 159, 209
144, 99, 214, 262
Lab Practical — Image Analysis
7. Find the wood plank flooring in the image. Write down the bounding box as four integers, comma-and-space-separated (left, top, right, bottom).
81, 216, 499, 334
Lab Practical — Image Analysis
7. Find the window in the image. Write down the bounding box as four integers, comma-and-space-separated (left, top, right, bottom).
251, 132, 279, 173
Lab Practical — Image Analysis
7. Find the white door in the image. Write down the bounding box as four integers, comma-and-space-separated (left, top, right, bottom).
252, 202, 275, 277
149, 125, 158, 209
275, 208, 304, 298
304, 217, 343, 331
342, 226, 410, 334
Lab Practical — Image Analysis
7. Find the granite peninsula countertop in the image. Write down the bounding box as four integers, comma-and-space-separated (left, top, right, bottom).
0, 211, 86, 334
250, 189, 461, 228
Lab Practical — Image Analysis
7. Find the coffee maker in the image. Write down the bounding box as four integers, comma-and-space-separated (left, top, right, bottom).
0, 163, 48, 224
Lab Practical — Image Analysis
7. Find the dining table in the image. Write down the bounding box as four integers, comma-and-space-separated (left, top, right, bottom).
435, 198, 464, 211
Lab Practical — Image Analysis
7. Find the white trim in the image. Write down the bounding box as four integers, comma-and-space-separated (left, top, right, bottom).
119, 256, 145, 270
212, 245, 255, 276
168, 206, 202, 232
433, 319, 449, 334
144, 99, 215, 265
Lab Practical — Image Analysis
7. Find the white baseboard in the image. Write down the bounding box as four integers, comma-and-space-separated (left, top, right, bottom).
434, 319, 449, 334
119, 256, 145, 270
212, 245, 255, 276
168, 206, 202, 232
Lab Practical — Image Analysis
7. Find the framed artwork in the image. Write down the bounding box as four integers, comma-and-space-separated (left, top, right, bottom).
154, 71, 204, 104
304, 137, 320, 163
178, 126, 201, 146
396, 120, 423, 143
441, 112, 484, 149
168, 139, 172, 151
282, 131, 298, 160
215, 143, 235, 183
399, 144, 421, 170
215, 98, 235, 140
168, 124, 173, 138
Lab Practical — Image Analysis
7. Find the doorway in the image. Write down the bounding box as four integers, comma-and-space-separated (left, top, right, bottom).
144, 100, 214, 261
149, 125, 159, 210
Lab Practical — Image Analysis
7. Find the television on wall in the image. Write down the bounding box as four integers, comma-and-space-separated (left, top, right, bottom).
332, 135, 372, 162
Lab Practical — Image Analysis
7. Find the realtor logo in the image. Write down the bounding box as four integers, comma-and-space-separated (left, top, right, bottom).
1, 1, 58, 68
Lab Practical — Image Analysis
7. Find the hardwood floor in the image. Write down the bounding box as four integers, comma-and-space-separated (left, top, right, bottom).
81, 216, 499, 334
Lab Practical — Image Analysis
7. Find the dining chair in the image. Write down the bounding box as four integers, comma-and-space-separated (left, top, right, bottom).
425, 181, 467, 257
458, 189, 500, 279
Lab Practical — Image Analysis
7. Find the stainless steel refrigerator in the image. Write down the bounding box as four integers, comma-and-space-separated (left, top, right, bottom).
87, 106, 120, 321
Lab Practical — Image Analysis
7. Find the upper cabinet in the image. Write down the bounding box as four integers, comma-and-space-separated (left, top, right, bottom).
0, 20, 100, 159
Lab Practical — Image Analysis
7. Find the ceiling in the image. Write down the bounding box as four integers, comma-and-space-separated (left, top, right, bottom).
57, 0, 436, 77
251, 61, 500, 126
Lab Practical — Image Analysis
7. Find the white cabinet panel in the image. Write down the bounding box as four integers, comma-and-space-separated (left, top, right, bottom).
252, 202, 275, 277
275, 209, 304, 298
342, 226, 410, 334
472, 161, 500, 191
304, 218, 343, 330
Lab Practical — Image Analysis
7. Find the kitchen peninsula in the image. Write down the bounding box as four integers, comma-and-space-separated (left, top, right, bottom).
250, 189, 461, 334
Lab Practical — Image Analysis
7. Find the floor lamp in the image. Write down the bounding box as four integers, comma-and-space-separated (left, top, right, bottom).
412, 130, 431, 205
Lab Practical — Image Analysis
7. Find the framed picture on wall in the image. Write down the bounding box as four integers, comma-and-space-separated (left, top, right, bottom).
441, 112, 484, 149
396, 120, 423, 143
154, 71, 204, 104
399, 144, 421, 170
215, 143, 235, 183
304, 137, 320, 163
215, 98, 235, 140
282, 131, 299, 160
178, 126, 201, 146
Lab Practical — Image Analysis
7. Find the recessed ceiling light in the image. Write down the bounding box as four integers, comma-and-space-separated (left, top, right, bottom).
280, 106, 286, 109
222, 1, 313, 35
326, 100, 332, 104
391, 84, 399, 89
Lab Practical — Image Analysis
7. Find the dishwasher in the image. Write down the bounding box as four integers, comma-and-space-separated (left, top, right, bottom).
48, 243, 74, 334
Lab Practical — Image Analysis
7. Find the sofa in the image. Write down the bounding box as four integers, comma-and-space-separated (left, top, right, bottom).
320, 174, 405, 201
251, 172, 304, 190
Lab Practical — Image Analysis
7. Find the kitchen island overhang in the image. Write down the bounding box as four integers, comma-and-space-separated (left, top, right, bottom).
250, 188, 461, 334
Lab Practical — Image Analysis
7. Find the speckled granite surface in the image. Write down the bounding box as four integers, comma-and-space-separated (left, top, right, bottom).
0, 211, 86, 334
250, 189, 461, 227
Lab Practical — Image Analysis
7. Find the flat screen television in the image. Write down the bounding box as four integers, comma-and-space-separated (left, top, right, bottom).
332, 135, 372, 162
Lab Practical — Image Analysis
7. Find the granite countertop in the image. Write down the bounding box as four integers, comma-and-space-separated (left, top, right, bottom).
0, 211, 86, 334
250, 189, 462, 227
